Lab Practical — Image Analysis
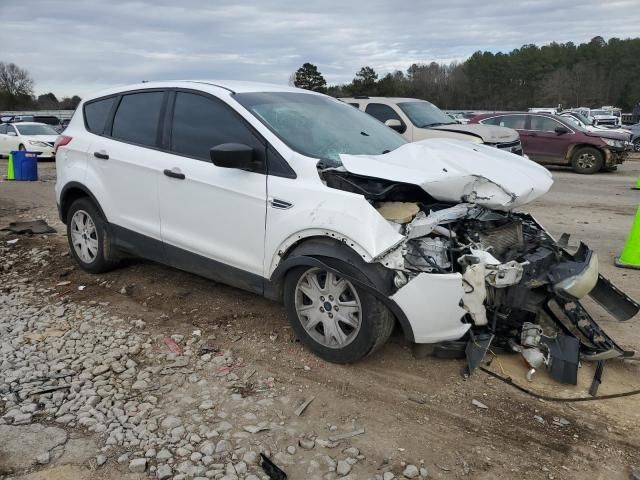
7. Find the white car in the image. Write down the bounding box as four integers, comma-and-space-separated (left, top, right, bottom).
54, 81, 637, 376
340, 97, 524, 156
0, 122, 59, 159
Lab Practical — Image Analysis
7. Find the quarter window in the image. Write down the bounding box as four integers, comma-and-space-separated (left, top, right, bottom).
112, 92, 164, 147
84, 97, 117, 135
170, 92, 264, 162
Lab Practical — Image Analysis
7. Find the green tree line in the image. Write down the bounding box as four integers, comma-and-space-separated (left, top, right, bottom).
295, 36, 640, 111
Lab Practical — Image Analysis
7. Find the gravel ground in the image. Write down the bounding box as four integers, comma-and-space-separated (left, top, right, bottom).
1, 158, 640, 480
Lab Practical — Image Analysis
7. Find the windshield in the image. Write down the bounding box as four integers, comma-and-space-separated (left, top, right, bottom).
234, 92, 406, 164
15, 124, 59, 135
570, 112, 593, 125
397, 101, 457, 128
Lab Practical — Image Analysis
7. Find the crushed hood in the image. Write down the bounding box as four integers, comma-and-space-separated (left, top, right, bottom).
430, 123, 519, 143
338, 138, 553, 211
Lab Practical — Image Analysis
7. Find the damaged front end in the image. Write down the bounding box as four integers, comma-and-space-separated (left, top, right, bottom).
390, 203, 639, 384
321, 162, 638, 385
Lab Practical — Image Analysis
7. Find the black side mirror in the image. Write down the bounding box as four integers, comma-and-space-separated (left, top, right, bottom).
555, 126, 570, 135
210, 143, 256, 170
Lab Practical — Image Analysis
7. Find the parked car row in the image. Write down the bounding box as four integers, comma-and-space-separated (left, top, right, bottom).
0, 114, 69, 133
469, 112, 631, 174
340, 97, 523, 155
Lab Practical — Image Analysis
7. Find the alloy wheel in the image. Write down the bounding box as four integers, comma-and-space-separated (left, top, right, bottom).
294, 268, 362, 349
70, 210, 99, 263
576, 152, 596, 169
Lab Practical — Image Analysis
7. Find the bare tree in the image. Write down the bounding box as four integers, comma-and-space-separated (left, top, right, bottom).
0, 62, 34, 96
0, 62, 35, 109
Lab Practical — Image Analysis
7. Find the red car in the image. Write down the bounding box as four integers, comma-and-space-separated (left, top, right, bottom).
469, 112, 630, 174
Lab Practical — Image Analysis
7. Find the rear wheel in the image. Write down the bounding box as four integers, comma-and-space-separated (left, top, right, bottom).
571, 147, 603, 174
66, 197, 118, 274
283, 262, 394, 363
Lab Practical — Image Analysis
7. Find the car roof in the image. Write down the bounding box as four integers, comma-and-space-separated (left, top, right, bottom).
83, 80, 313, 102
339, 96, 430, 103
9, 122, 48, 126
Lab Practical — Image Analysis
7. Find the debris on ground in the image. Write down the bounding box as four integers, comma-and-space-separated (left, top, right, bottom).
1, 219, 56, 234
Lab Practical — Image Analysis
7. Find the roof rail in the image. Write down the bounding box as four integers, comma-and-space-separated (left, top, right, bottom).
353, 95, 369, 99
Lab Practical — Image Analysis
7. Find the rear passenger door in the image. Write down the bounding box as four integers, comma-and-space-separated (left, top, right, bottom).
525, 115, 571, 164
85, 90, 166, 258
156, 90, 267, 291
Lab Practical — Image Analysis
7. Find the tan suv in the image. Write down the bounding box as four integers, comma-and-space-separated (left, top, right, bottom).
340, 96, 523, 155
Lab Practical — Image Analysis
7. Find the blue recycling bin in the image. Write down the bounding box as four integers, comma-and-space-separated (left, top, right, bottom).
9, 151, 38, 181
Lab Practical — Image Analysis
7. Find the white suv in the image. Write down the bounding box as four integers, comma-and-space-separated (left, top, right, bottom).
55, 81, 636, 372
340, 97, 523, 155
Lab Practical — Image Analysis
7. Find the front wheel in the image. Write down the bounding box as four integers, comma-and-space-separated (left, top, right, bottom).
18, 144, 26, 151
571, 147, 603, 174
283, 263, 394, 363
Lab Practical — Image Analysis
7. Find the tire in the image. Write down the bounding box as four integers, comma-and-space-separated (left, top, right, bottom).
570, 146, 604, 174
283, 260, 395, 363
634, 138, 640, 153
18, 144, 26, 151
66, 197, 118, 274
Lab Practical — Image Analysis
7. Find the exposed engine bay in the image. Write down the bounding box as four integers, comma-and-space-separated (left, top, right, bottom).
321, 169, 640, 385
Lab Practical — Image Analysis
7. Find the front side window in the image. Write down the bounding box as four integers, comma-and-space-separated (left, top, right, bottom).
15, 124, 59, 135
235, 92, 406, 164
397, 101, 457, 128
171, 92, 263, 161
365, 103, 401, 123
112, 92, 164, 147
84, 97, 117, 134
529, 116, 563, 132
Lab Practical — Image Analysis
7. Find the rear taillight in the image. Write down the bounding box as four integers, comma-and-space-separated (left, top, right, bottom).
54, 135, 72, 153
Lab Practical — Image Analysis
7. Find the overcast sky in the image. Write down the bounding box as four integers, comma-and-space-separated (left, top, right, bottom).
1, 0, 638, 98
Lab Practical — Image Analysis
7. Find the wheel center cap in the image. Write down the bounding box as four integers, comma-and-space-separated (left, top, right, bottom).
323, 301, 332, 312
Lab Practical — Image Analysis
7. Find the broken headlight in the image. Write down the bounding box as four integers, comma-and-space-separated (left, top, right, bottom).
553, 252, 598, 299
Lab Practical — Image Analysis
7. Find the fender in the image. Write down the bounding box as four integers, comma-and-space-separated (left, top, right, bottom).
59, 181, 108, 224
269, 239, 415, 342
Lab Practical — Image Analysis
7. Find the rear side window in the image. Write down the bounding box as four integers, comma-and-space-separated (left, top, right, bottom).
112, 92, 164, 147
529, 116, 561, 132
0, 124, 7, 134
170, 92, 263, 161
84, 97, 117, 134
483, 115, 526, 129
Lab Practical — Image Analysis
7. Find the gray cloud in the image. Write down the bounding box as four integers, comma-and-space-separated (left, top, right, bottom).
1, 0, 638, 97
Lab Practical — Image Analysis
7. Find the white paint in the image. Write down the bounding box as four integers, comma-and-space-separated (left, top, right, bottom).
340, 138, 554, 210
391, 272, 470, 343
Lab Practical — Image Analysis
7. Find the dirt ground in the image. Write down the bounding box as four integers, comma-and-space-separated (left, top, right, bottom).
1, 157, 640, 480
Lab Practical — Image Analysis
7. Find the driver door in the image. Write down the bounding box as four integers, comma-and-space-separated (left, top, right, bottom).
157, 90, 268, 293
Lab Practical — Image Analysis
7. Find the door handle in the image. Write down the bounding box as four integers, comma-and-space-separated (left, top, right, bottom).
164, 168, 185, 180
94, 151, 109, 160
